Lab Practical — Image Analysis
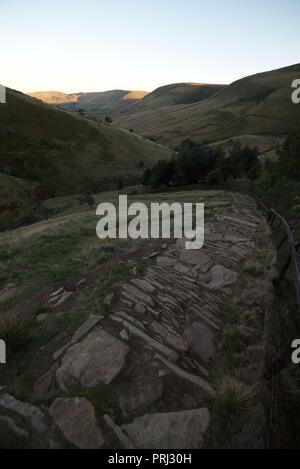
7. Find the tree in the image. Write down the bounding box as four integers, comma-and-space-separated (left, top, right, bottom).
207, 168, 223, 185
240, 146, 259, 174
277, 133, 300, 180
178, 138, 196, 152
142, 168, 152, 186
150, 159, 175, 188
117, 177, 124, 191
175, 144, 218, 183
105, 116, 113, 124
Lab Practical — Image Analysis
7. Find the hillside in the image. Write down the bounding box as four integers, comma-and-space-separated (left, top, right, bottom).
29, 89, 149, 119
0, 88, 171, 229
29, 83, 224, 121
117, 64, 300, 149
131, 82, 226, 112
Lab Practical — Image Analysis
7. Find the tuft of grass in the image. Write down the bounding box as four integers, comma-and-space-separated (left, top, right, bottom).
2, 373, 35, 402
0, 319, 34, 353
69, 384, 117, 424
220, 325, 245, 372
213, 378, 255, 445
243, 260, 264, 278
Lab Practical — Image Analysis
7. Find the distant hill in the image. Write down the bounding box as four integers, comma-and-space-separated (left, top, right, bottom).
29, 83, 225, 120
0, 88, 171, 229
29, 89, 149, 119
131, 82, 226, 112
117, 64, 300, 150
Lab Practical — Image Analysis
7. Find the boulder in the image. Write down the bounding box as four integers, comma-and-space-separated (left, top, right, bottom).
133, 303, 147, 316
185, 322, 215, 362
205, 265, 238, 289
0, 394, 65, 449
122, 408, 211, 449
56, 328, 129, 392
49, 398, 104, 449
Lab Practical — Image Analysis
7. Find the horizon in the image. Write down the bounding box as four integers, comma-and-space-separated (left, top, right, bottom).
23, 62, 299, 94
1, 0, 300, 94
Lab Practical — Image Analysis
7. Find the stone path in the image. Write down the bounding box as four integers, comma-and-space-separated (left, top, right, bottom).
0, 192, 272, 449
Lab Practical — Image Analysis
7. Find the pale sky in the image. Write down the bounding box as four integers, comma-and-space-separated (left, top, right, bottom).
1, 0, 299, 93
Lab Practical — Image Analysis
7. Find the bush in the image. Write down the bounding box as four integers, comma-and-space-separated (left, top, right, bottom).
77, 194, 95, 208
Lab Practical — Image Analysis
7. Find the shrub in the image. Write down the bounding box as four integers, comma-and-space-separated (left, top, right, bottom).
77, 194, 95, 208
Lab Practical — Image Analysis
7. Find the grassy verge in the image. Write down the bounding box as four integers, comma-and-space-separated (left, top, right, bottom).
210, 223, 273, 448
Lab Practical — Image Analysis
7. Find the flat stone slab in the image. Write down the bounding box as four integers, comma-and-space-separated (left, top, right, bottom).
123, 284, 154, 306
155, 355, 215, 399
53, 315, 103, 361
104, 415, 134, 449
49, 398, 104, 449
224, 234, 251, 244
71, 315, 103, 343
151, 321, 189, 353
204, 265, 238, 289
118, 319, 179, 361
156, 256, 177, 267
185, 322, 215, 362
122, 408, 211, 449
223, 216, 258, 229
119, 379, 163, 416
56, 328, 129, 392
179, 251, 213, 272
131, 279, 156, 294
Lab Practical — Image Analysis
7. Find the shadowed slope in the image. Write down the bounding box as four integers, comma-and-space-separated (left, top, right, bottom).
117, 64, 300, 148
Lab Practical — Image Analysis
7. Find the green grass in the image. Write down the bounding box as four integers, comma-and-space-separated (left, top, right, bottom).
213, 378, 255, 441
69, 384, 117, 424
0, 218, 111, 285
210, 221, 272, 448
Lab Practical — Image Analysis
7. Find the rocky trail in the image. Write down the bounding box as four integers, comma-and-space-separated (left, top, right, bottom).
0, 192, 275, 449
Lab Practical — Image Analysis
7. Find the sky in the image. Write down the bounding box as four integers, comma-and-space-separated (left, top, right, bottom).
1, 0, 299, 93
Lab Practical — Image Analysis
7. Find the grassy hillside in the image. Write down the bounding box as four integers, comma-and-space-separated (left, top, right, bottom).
29, 89, 149, 119
131, 82, 225, 112
117, 64, 300, 149
0, 173, 38, 231
0, 88, 171, 229
29, 83, 224, 121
